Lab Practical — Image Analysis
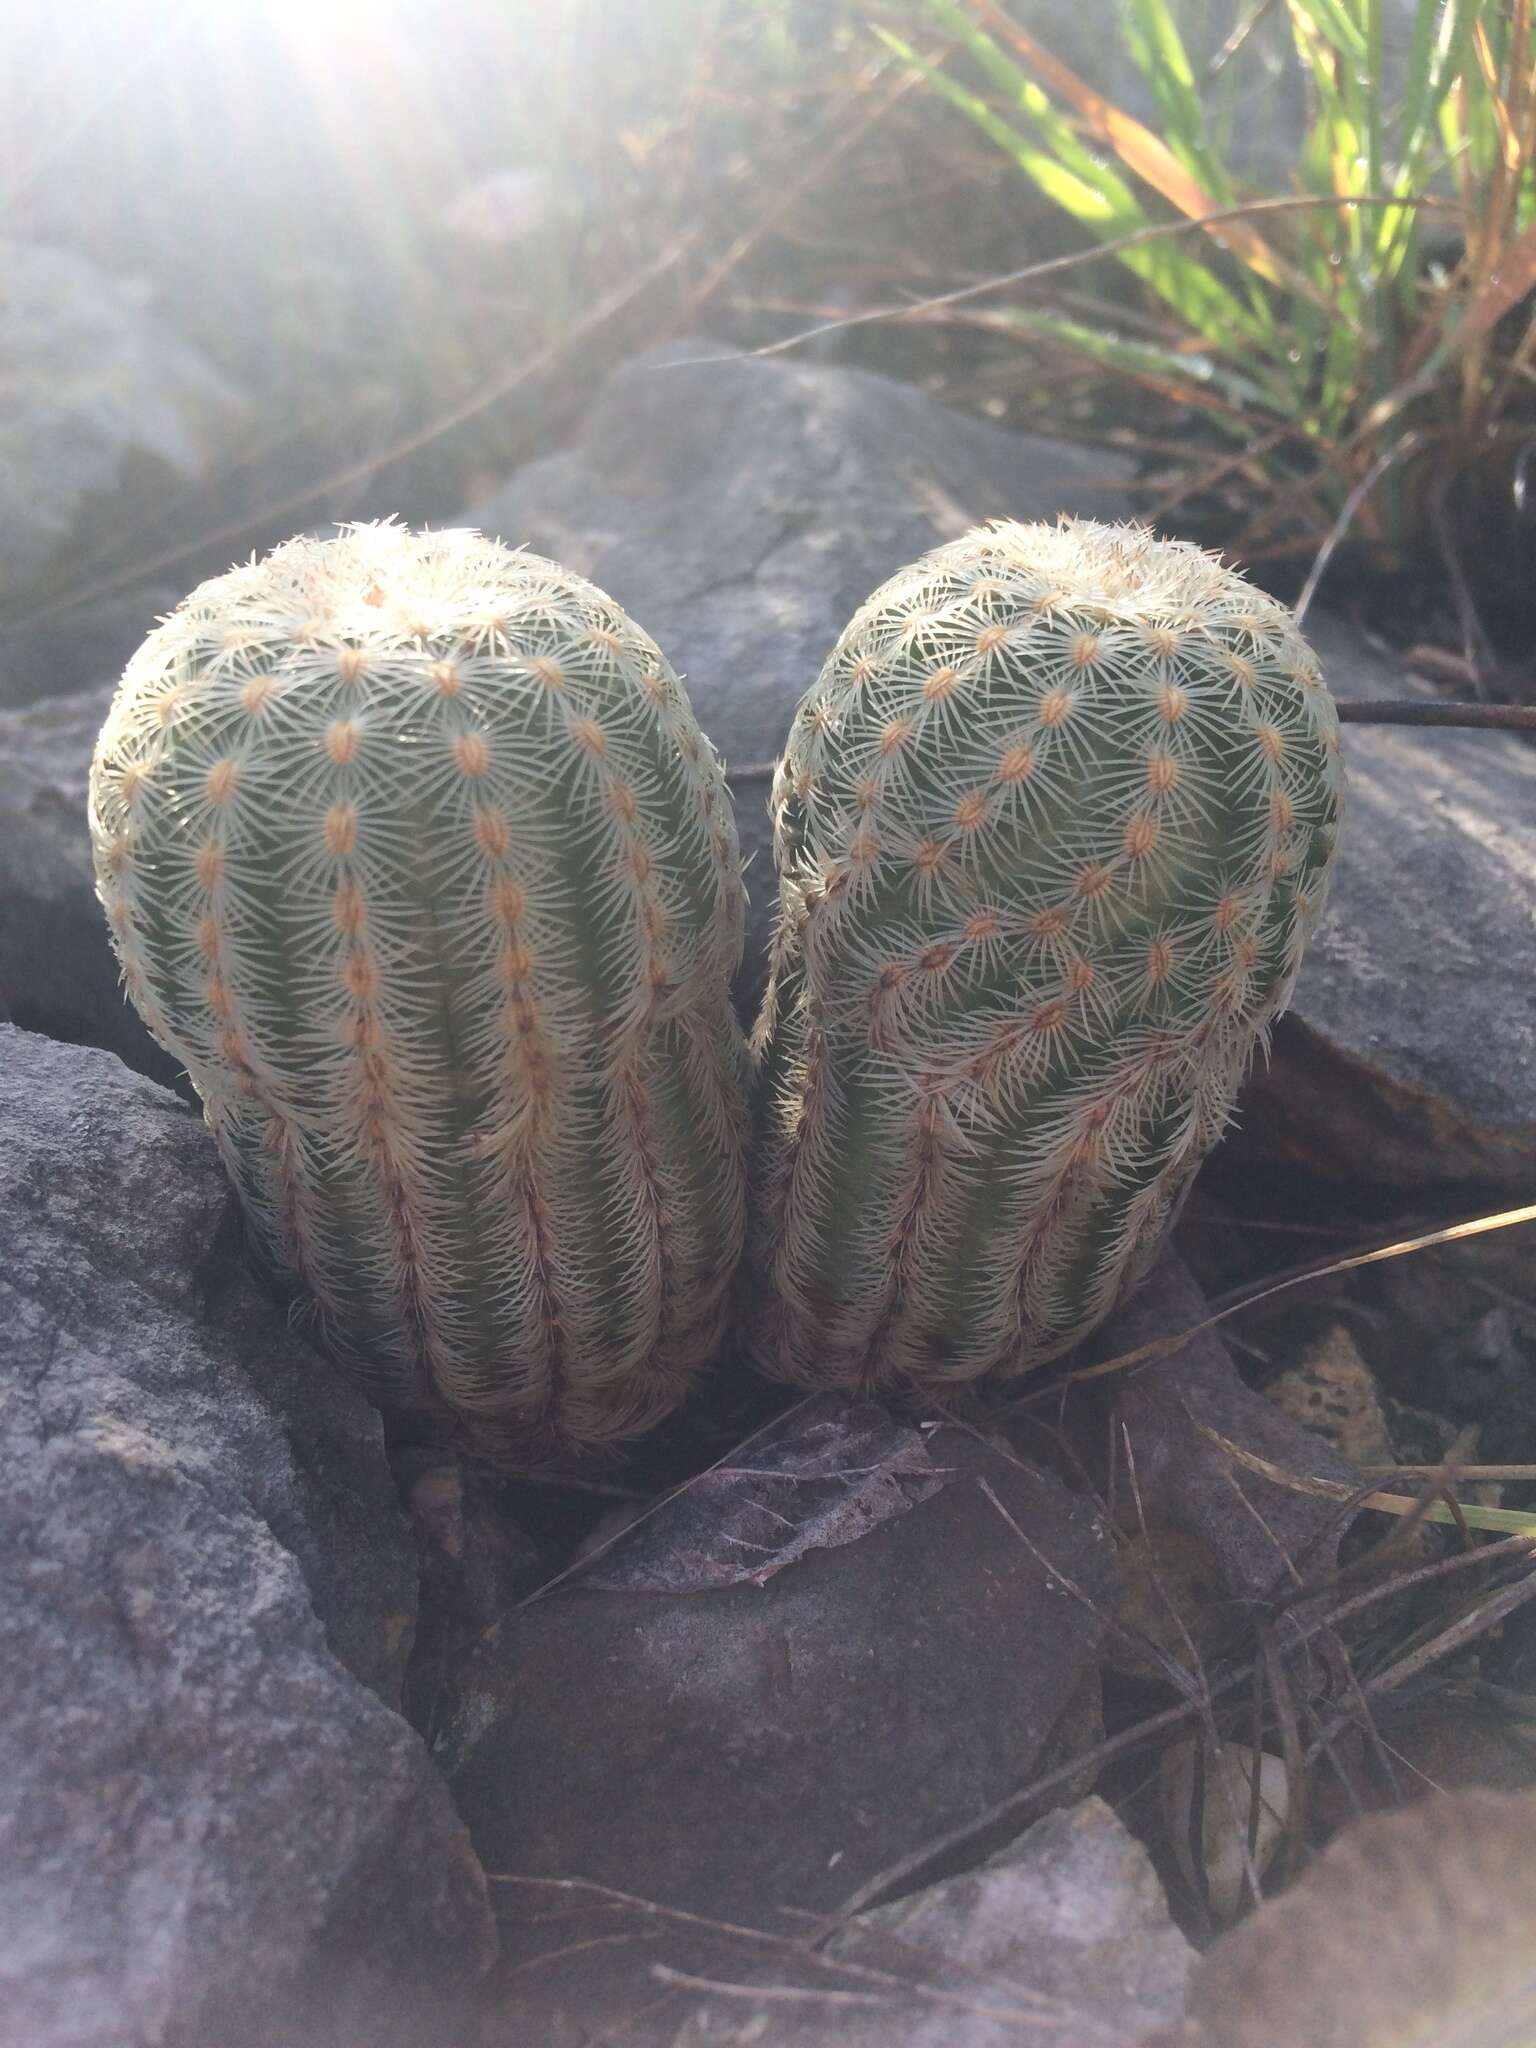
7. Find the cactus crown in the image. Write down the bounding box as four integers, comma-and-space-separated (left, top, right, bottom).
750, 517, 1343, 1396
89, 521, 747, 1454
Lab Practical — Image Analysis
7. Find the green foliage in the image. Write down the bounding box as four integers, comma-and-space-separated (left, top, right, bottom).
748, 519, 1343, 1396
883, 0, 1536, 566
88, 523, 748, 1458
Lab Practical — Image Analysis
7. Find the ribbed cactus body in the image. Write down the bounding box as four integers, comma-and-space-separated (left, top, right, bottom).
749, 518, 1342, 1396
89, 522, 748, 1454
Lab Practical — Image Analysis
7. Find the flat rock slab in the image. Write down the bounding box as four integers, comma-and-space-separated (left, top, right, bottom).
1232, 608, 1536, 1188
0, 1026, 494, 2048
0, 684, 177, 1085
442, 1399, 1118, 2039
0, 237, 241, 606
0, 238, 242, 615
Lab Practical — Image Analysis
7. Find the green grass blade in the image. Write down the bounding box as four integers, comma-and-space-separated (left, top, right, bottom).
875, 31, 1123, 220
988, 304, 1285, 415
886, 18, 1269, 346
1365, 1494, 1536, 1537
1123, 0, 1231, 198
1286, 0, 1369, 62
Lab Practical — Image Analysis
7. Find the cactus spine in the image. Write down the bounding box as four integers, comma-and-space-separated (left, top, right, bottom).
89, 522, 747, 1454
749, 518, 1343, 1396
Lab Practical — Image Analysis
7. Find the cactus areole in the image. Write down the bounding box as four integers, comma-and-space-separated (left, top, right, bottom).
89, 523, 748, 1456
749, 519, 1343, 1397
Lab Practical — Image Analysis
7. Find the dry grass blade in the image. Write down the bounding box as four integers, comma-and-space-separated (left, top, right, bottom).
1293, 430, 1427, 623
1057, 1202, 1536, 1388
960, 0, 1308, 296
707, 191, 1434, 364
1191, 1425, 1536, 1538
811, 1528, 1536, 1945
487, 1872, 1075, 2026
1360, 1465, 1536, 1481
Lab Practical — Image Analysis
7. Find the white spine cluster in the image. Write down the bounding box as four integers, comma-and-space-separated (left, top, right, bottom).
750, 518, 1343, 1396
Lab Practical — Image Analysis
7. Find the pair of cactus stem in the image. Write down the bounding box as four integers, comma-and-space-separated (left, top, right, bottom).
88, 517, 1341, 1456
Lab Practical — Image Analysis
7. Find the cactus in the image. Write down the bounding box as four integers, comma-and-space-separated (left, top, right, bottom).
749, 517, 1342, 1396
89, 521, 748, 1455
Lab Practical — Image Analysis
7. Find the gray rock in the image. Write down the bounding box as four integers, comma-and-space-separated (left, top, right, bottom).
464, 338, 1134, 1009
666, 1797, 1192, 2048
0, 240, 242, 610
0, 681, 174, 1085
0, 1025, 494, 2048
1231, 609, 1536, 1188
441, 1399, 1117, 2040
1070, 1251, 1361, 1610
0, 581, 179, 712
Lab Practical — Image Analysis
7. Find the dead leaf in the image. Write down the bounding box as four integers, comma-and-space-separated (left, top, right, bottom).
582, 1396, 948, 1593
1454, 217, 1536, 352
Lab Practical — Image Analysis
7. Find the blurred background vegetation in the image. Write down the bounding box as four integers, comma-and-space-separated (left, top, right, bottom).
7, 0, 1535, 683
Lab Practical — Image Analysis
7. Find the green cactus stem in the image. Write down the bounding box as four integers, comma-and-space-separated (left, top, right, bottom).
749, 517, 1343, 1397
89, 521, 748, 1455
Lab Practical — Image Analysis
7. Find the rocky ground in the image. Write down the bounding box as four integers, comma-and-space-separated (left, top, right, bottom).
2, 269, 1533, 2046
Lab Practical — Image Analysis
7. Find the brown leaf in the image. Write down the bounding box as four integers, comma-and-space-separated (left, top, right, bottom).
581, 1396, 947, 1593
1455, 216, 1536, 353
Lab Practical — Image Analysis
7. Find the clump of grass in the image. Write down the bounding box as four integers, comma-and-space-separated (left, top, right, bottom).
880, 0, 1536, 606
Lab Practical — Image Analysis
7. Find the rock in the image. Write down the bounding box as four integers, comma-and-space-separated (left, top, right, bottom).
655, 1797, 1191, 2048
464, 338, 1134, 1010
0, 682, 174, 1085
441, 1398, 1118, 2039
1266, 1324, 1398, 1472
1229, 606, 1536, 1191
1160, 1787, 1536, 2047
1066, 1252, 1362, 1614
1310, 1682, 1536, 1829
0, 582, 180, 712
1161, 1740, 1290, 1923
0, 1025, 495, 2048
0, 240, 242, 613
